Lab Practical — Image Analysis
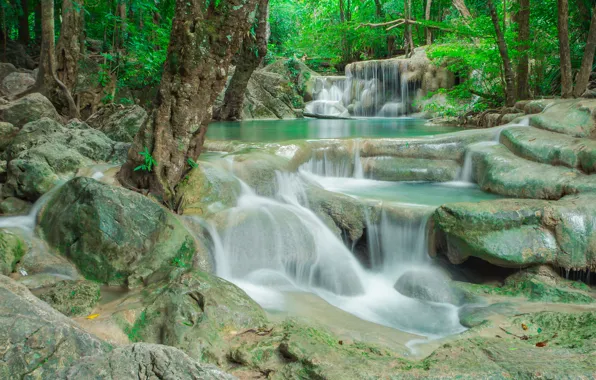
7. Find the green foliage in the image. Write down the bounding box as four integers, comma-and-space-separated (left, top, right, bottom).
134, 147, 157, 172
125, 310, 149, 342
187, 158, 199, 169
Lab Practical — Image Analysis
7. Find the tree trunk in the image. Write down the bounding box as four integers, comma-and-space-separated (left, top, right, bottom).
17, 0, 79, 119
453, 0, 471, 19
404, 0, 414, 57
56, 0, 83, 91
215, 0, 269, 121
118, 0, 127, 48
118, 0, 260, 206
558, 0, 573, 98
425, 0, 432, 45
574, 5, 596, 97
487, 0, 516, 106
515, 0, 530, 100
34, 0, 42, 44
18, 0, 30, 45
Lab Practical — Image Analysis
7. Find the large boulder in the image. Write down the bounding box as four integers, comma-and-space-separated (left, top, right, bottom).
58, 343, 236, 380
39, 177, 206, 287
0, 275, 109, 378
0, 122, 18, 154
0, 72, 35, 96
3, 117, 125, 201
432, 194, 596, 270
176, 161, 241, 216
86, 104, 148, 143
0, 63, 17, 82
0, 93, 60, 128
110, 270, 266, 362
394, 269, 471, 305
529, 99, 596, 138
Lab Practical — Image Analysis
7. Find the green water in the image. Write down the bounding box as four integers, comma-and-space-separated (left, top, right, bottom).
315, 177, 503, 207
207, 118, 461, 142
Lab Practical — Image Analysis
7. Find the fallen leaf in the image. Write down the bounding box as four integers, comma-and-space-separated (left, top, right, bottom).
338, 340, 343, 345
495, 335, 502, 338
86, 314, 100, 320
537, 328, 542, 333
508, 348, 519, 351
529, 138, 536, 142
536, 341, 547, 347
520, 335, 529, 341
521, 323, 528, 330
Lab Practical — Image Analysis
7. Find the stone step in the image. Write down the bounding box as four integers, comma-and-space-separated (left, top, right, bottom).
500, 126, 596, 174
469, 144, 596, 199
528, 99, 596, 138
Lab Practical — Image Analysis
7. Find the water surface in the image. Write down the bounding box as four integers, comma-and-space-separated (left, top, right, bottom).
207, 118, 461, 142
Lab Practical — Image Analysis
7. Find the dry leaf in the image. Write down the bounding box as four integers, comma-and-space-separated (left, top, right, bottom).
86, 314, 100, 320
536, 341, 548, 347
521, 323, 528, 330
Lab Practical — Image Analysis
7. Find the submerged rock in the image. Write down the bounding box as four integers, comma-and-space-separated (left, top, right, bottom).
39, 177, 204, 287
86, 104, 148, 143
36, 279, 101, 317
394, 269, 472, 306
0, 93, 60, 129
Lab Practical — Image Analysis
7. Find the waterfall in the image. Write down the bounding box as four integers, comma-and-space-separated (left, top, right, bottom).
353, 139, 364, 179
307, 58, 420, 118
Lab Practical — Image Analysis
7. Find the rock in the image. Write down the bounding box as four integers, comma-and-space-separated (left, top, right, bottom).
0, 93, 60, 129
0, 196, 31, 215
0, 72, 35, 96
432, 194, 596, 270
263, 58, 319, 100
1, 40, 36, 69
3, 117, 125, 200
530, 99, 596, 138
113, 270, 266, 362
39, 177, 205, 287
18, 273, 70, 290
394, 269, 471, 305
86, 104, 148, 143
176, 161, 241, 216
0, 122, 18, 154
0, 275, 109, 379
362, 157, 459, 182
227, 151, 291, 196
58, 343, 236, 380
0, 229, 26, 275
0, 63, 17, 82
501, 126, 596, 174
36, 280, 101, 317
470, 143, 596, 199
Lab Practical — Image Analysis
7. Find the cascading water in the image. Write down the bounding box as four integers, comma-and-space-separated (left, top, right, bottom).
307, 58, 420, 118
208, 169, 465, 338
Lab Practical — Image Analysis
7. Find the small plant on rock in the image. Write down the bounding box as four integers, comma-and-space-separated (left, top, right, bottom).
134, 147, 158, 172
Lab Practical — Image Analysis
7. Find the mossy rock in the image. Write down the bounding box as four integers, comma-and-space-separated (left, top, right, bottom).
529, 99, 596, 138
39, 177, 204, 287
362, 157, 459, 182
36, 280, 101, 317
0, 229, 26, 275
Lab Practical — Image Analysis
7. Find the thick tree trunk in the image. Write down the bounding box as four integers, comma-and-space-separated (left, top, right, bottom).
34, 0, 42, 44
19, 0, 79, 118
574, 6, 596, 97
56, 0, 84, 90
558, 0, 573, 98
515, 0, 530, 100
18, 0, 30, 45
215, 0, 269, 121
453, 0, 471, 19
425, 0, 432, 45
487, 0, 516, 106
404, 0, 414, 57
118, 0, 260, 206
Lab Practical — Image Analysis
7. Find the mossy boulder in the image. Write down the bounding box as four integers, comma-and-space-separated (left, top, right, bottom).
114, 270, 266, 363
0, 121, 18, 154
0, 229, 26, 275
0, 196, 31, 215
176, 161, 241, 216
362, 157, 459, 182
39, 177, 203, 287
0, 93, 60, 128
394, 269, 474, 305
36, 280, 101, 317
86, 104, 148, 143
432, 194, 596, 270
529, 99, 596, 138
3, 117, 125, 201
226, 151, 292, 196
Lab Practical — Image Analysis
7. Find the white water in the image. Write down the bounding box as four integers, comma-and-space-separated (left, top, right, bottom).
299, 141, 365, 178
209, 171, 465, 338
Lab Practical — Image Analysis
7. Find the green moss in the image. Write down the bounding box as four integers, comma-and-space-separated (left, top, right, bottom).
125, 310, 150, 342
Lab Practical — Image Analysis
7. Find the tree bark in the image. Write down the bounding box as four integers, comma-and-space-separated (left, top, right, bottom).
515, 0, 530, 99
18, 0, 79, 119
56, 0, 84, 91
574, 5, 596, 97
557, 0, 573, 98
453, 0, 471, 19
34, 0, 42, 44
487, 0, 516, 106
425, 0, 432, 45
18, 0, 30, 45
118, 0, 260, 206
215, 0, 269, 121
